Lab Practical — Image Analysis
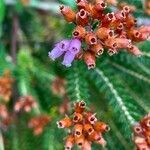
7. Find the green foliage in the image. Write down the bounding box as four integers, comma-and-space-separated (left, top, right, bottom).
0, 0, 150, 150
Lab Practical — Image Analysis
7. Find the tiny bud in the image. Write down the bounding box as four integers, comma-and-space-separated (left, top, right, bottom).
108, 48, 118, 56
65, 135, 75, 150
75, 135, 85, 148
83, 51, 96, 69
96, 27, 113, 40
94, 121, 110, 133
105, 37, 118, 49
96, 136, 107, 147
74, 124, 83, 137
82, 140, 91, 150
57, 116, 72, 128
122, 5, 131, 15
115, 38, 131, 49
73, 26, 86, 39
84, 124, 94, 135
125, 15, 137, 29
101, 13, 116, 27
85, 32, 97, 45
73, 112, 83, 123
84, 112, 97, 124
76, 0, 91, 12
127, 45, 142, 56
76, 9, 89, 26
90, 43, 104, 55
95, 0, 107, 11
60, 6, 76, 23
88, 131, 101, 142
74, 100, 86, 113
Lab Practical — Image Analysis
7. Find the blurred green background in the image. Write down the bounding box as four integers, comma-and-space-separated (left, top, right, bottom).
0, 0, 150, 150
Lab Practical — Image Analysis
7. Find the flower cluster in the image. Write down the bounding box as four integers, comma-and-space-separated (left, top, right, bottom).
145, 0, 150, 15
133, 114, 150, 150
0, 70, 13, 102
57, 100, 110, 150
28, 115, 51, 135
0, 104, 13, 130
48, 0, 150, 69
51, 77, 67, 96
14, 96, 38, 113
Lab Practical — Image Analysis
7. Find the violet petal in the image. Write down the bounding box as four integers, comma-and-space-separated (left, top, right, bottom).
62, 51, 76, 67
48, 47, 64, 60
68, 39, 81, 54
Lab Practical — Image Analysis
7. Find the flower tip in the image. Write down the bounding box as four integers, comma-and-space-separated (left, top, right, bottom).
48, 52, 55, 61
62, 61, 72, 67
57, 121, 65, 128
88, 64, 95, 70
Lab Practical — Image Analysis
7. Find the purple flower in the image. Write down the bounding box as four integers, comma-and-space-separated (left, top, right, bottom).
62, 51, 76, 67
48, 40, 71, 60
68, 39, 81, 54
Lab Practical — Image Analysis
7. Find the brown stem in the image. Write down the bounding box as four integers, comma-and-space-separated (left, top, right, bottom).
11, 14, 18, 64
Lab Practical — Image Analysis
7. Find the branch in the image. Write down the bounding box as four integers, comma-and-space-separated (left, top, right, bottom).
95, 68, 135, 125
111, 62, 150, 84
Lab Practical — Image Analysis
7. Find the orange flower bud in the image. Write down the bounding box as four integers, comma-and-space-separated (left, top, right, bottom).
139, 26, 150, 34
72, 25, 86, 39
34, 126, 43, 135
122, 5, 131, 15
127, 45, 142, 56
65, 135, 75, 150
83, 51, 96, 69
85, 32, 97, 45
82, 140, 91, 150
84, 112, 97, 124
96, 136, 106, 146
105, 37, 118, 49
14, 100, 24, 112
90, 5, 105, 20
87, 131, 101, 142
90, 43, 104, 55
76, 0, 91, 12
60, 6, 76, 23
101, 13, 116, 27
114, 11, 126, 22
133, 123, 143, 136
57, 116, 72, 128
73, 112, 83, 123
95, 0, 107, 11
0, 104, 8, 119
140, 115, 150, 130
74, 124, 83, 137
125, 15, 137, 29
134, 136, 149, 150
94, 121, 110, 133
84, 124, 94, 135
115, 38, 131, 49
76, 9, 89, 26
74, 100, 86, 113
96, 27, 113, 40
75, 135, 85, 148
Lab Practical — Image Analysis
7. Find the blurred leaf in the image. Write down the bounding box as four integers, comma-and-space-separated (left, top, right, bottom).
58, 0, 76, 8
0, 0, 5, 23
